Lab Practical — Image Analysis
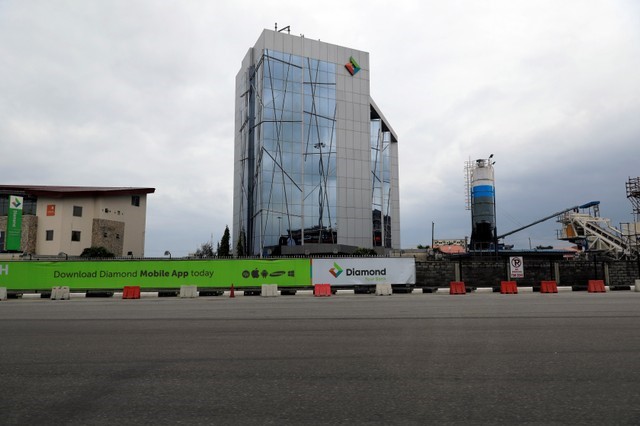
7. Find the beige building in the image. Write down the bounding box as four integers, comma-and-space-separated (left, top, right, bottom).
0, 185, 155, 257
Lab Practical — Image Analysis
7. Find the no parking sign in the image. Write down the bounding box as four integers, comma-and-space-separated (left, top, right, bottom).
509, 256, 524, 278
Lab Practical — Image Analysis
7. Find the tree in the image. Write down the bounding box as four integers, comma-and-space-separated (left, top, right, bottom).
236, 230, 246, 257
194, 241, 215, 258
218, 225, 231, 257
353, 247, 377, 256
80, 246, 115, 258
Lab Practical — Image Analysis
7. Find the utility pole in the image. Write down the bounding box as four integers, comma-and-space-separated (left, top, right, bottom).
431, 222, 435, 248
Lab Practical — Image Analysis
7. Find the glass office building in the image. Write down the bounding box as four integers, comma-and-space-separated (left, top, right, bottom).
234, 30, 399, 255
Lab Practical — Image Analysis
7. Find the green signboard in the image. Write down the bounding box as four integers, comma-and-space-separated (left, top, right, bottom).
5, 195, 23, 251
0, 259, 311, 291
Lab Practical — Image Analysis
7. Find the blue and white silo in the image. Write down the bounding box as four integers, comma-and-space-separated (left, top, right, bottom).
470, 157, 496, 249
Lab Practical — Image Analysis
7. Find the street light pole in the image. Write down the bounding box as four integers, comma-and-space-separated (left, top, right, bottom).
277, 216, 282, 237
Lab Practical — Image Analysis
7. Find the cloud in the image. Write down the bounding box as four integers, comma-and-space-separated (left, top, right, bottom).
1, 1, 638, 254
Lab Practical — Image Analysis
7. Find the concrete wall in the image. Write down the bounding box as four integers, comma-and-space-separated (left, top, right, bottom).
415, 259, 639, 288
91, 218, 125, 256
607, 261, 640, 287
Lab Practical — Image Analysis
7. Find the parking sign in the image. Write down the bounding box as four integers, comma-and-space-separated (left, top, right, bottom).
509, 256, 524, 278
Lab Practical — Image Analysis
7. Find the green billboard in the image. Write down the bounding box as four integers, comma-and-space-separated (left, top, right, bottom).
0, 259, 311, 291
5, 195, 23, 251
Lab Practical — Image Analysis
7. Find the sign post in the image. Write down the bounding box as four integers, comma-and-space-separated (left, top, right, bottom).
5, 195, 23, 251
509, 256, 524, 279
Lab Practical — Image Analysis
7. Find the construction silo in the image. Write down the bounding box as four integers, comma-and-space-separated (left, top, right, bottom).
469, 157, 496, 249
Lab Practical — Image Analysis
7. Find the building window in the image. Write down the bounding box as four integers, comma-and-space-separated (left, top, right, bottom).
131, 195, 140, 207
0, 196, 37, 216
46, 230, 54, 241
371, 118, 393, 248
71, 231, 81, 242
73, 206, 83, 217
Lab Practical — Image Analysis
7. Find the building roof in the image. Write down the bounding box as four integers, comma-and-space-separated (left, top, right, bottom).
435, 244, 467, 254
0, 185, 155, 198
370, 97, 398, 143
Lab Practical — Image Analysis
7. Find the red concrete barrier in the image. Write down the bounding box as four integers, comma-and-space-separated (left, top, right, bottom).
588, 280, 606, 293
500, 281, 518, 294
314, 283, 332, 297
449, 281, 466, 295
122, 286, 140, 299
540, 281, 558, 293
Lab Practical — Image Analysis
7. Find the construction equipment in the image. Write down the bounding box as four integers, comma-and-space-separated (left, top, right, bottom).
498, 202, 598, 240
557, 202, 638, 259
497, 200, 638, 259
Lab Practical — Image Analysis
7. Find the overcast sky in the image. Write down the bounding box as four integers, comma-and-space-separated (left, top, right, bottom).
1, 0, 639, 256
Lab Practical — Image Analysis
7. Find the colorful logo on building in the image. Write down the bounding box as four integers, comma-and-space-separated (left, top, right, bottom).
5, 195, 23, 251
11, 197, 22, 209
329, 262, 343, 278
345, 56, 360, 76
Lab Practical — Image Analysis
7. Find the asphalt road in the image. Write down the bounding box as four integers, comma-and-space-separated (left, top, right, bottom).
1, 291, 639, 425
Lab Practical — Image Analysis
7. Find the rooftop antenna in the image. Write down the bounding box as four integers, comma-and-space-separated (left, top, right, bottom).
275, 23, 291, 34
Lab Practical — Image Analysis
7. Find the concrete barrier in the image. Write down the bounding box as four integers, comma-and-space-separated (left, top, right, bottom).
51, 286, 70, 300
449, 281, 466, 295
123, 286, 141, 299
314, 284, 331, 297
375, 283, 392, 296
500, 281, 518, 294
0, 287, 7, 301
261, 284, 278, 297
588, 280, 606, 293
179, 285, 198, 298
540, 281, 558, 293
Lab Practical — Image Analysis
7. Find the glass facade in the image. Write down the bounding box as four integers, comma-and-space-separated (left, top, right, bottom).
239, 49, 337, 255
371, 119, 392, 248
236, 32, 400, 255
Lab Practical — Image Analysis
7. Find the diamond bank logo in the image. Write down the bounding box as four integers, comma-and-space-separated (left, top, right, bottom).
329, 262, 343, 278
345, 56, 360, 76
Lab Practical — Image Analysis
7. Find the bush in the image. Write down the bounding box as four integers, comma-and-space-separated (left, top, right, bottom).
353, 247, 377, 256
80, 246, 115, 258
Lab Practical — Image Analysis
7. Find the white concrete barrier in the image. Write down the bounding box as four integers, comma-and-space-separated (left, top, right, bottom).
375, 283, 392, 296
0, 287, 7, 301
180, 285, 198, 298
261, 284, 278, 297
51, 286, 70, 300
635, 279, 640, 292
